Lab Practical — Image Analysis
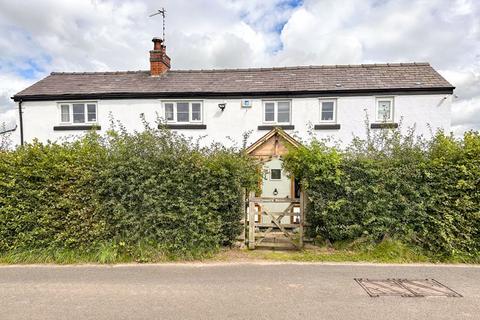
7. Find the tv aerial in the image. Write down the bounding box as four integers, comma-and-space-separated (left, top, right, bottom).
149, 8, 167, 43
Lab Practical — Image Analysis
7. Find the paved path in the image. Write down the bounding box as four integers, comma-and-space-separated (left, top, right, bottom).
0, 262, 478, 319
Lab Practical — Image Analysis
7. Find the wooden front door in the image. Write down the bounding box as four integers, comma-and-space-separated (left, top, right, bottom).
260, 157, 292, 225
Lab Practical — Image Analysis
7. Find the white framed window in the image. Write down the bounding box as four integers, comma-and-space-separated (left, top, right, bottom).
165, 103, 174, 121
60, 104, 70, 122
163, 101, 203, 123
191, 102, 202, 122
270, 169, 282, 180
319, 99, 337, 123
263, 100, 291, 124
376, 97, 394, 122
58, 102, 97, 124
264, 102, 275, 122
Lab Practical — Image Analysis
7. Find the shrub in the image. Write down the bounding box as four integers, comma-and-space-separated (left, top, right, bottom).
418, 132, 480, 257
96, 128, 258, 254
0, 134, 107, 250
0, 126, 259, 257
284, 128, 480, 260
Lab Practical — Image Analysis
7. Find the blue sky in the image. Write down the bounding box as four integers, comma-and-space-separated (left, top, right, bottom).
0, 0, 479, 135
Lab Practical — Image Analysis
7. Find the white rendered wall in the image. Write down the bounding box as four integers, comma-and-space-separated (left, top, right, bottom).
19, 93, 451, 148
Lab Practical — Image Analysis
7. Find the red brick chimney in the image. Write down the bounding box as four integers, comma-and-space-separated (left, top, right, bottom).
150, 37, 170, 76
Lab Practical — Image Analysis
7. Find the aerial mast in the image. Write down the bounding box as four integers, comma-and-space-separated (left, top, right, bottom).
149, 8, 167, 44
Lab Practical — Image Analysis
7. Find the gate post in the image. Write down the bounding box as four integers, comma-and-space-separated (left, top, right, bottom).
248, 191, 256, 249
299, 190, 305, 248
241, 189, 246, 245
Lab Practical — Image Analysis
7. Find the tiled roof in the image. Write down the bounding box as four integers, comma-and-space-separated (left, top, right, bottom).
13, 63, 453, 101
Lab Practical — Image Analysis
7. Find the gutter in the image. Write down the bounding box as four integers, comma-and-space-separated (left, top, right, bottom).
11, 87, 456, 102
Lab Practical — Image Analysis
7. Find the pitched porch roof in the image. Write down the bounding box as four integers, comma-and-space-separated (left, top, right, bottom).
246, 128, 302, 160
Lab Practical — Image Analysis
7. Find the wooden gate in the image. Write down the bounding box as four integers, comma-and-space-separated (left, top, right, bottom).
247, 191, 305, 250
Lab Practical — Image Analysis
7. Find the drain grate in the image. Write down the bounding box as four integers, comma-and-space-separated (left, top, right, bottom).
355, 278, 462, 298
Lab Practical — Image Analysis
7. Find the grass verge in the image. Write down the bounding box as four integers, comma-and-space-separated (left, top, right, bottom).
0, 240, 477, 264
0, 242, 217, 264
238, 240, 479, 264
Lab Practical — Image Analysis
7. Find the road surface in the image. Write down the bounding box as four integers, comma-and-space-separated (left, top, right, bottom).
0, 262, 478, 319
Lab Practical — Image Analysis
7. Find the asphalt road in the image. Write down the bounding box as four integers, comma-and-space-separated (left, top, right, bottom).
0, 262, 478, 320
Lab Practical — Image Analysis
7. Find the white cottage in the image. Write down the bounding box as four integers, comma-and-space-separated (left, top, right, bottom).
12, 37, 455, 248
12, 37, 454, 148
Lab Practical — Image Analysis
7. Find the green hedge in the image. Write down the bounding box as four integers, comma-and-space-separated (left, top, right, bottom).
284, 129, 480, 260
0, 128, 258, 256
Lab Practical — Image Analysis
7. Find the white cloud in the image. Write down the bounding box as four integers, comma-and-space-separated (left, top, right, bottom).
0, 0, 479, 135
0, 71, 31, 132
441, 69, 480, 100
0, 109, 16, 129
276, 0, 480, 133
439, 67, 480, 132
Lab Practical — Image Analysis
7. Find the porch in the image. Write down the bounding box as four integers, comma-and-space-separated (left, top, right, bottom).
243, 128, 307, 250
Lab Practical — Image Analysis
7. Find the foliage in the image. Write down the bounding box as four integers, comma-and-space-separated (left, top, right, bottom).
419, 131, 480, 258
0, 241, 217, 264
0, 125, 259, 257
284, 127, 480, 260
0, 135, 107, 251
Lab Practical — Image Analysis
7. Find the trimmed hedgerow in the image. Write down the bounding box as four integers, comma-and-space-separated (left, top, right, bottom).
0, 135, 107, 251
0, 126, 259, 257
284, 128, 480, 261
96, 127, 258, 255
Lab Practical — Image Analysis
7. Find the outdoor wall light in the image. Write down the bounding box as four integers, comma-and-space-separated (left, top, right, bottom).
273, 188, 278, 196
218, 103, 226, 111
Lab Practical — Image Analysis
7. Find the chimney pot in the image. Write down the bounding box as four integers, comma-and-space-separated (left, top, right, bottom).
152, 37, 163, 50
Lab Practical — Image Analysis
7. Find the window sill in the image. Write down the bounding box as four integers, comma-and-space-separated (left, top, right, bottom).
258, 125, 294, 130
160, 124, 207, 129
53, 125, 101, 131
370, 122, 398, 129
314, 124, 341, 130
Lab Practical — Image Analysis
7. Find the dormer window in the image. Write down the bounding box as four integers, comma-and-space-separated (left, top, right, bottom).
376, 97, 394, 122
163, 101, 203, 123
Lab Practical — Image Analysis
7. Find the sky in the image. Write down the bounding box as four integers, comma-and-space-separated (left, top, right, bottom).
0, 0, 479, 135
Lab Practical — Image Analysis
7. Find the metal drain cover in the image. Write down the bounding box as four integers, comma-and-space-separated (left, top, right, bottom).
355, 278, 462, 297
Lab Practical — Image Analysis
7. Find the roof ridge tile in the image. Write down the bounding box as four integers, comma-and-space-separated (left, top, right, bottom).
49, 62, 433, 76
50, 70, 149, 75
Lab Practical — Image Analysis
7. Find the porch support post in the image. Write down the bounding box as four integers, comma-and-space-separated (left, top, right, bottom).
248, 191, 256, 249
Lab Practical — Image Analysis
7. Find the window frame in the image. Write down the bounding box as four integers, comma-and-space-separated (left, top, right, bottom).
58, 102, 98, 125
375, 97, 394, 122
319, 99, 337, 123
162, 101, 204, 124
60, 104, 70, 123
190, 102, 203, 123
270, 168, 282, 181
263, 102, 276, 123
262, 100, 292, 124
164, 102, 175, 121
86, 103, 97, 122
